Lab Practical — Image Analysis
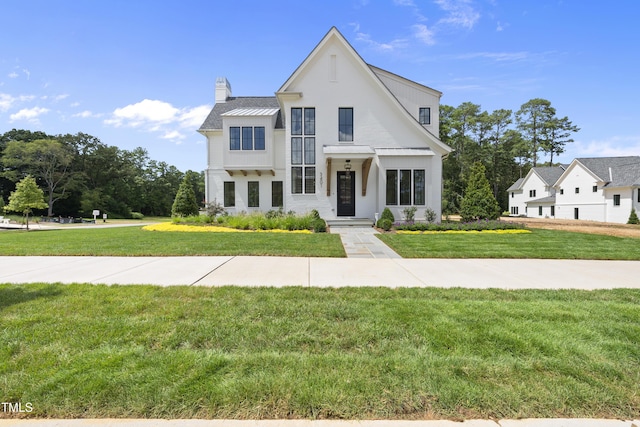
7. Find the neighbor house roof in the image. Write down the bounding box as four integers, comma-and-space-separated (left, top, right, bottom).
506, 177, 524, 192
198, 97, 283, 131
534, 165, 567, 186
525, 195, 556, 205
575, 156, 640, 188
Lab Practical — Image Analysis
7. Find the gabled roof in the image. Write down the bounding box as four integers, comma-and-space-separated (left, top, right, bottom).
507, 165, 566, 192
525, 195, 556, 205
276, 26, 452, 155
198, 97, 283, 131
574, 156, 640, 188
507, 177, 524, 192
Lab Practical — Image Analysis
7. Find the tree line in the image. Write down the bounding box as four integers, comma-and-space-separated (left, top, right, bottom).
440, 98, 579, 213
0, 129, 204, 218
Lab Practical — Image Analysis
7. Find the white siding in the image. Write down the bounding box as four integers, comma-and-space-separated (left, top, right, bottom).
555, 163, 606, 221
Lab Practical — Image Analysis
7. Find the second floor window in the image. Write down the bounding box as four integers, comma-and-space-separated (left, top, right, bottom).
229, 126, 265, 151
339, 107, 353, 141
419, 107, 431, 125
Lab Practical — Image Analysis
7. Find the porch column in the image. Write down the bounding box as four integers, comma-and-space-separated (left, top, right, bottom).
326, 158, 332, 196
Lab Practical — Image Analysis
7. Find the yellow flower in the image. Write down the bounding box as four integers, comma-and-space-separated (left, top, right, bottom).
142, 222, 312, 234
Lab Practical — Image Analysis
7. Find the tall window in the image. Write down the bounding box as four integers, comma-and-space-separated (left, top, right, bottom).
338, 107, 353, 141
242, 127, 253, 150
304, 108, 315, 135
254, 127, 265, 150
291, 108, 302, 135
272, 181, 283, 207
386, 170, 398, 205
419, 107, 431, 125
248, 181, 259, 207
291, 108, 315, 194
224, 182, 235, 207
538, 206, 543, 216
230, 127, 240, 150
414, 170, 425, 205
399, 170, 412, 205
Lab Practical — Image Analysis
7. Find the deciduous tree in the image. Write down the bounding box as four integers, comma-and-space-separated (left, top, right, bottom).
4, 175, 47, 230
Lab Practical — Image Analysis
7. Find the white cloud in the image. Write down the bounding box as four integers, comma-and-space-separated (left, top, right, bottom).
573, 136, 640, 158
0, 93, 36, 112
355, 31, 408, 52
105, 99, 211, 144
412, 24, 436, 45
72, 110, 101, 119
435, 0, 480, 29
9, 106, 49, 122
8, 72, 18, 79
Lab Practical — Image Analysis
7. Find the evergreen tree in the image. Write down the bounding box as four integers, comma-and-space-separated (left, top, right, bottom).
4, 175, 48, 230
171, 174, 199, 217
459, 162, 501, 222
628, 208, 639, 225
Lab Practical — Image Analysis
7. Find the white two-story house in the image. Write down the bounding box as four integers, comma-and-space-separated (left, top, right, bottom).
507, 166, 566, 217
507, 156, 640, 223
198, 27, 452, 223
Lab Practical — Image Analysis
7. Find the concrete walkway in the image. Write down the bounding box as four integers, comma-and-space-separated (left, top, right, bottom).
1, 256, 640, 289
330, 226, 401, 258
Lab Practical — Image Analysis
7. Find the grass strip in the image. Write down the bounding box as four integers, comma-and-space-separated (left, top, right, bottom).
1, 284, 638, 419
0, 226, 345, 257
378, 228, 640, 259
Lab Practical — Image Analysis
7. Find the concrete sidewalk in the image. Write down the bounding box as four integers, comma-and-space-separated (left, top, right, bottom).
1, 256, 639, 289
0, 418, 638, 426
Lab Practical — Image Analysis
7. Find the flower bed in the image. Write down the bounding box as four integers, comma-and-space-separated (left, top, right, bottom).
397, 229, 531, 235
143, 222, 312, 233
392, 219, 527, 232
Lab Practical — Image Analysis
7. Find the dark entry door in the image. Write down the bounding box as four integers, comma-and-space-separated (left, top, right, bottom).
337, 171, 356, 216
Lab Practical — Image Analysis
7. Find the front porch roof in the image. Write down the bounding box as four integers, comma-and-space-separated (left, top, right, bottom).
375, 148, 434, 156
225, 168, 275, 177
323, 145, 375, 159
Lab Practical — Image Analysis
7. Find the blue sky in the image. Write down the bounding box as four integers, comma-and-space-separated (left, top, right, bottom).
1, 0, 639, 172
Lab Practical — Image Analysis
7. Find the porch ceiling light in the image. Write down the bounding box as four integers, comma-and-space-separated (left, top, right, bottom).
344, 160, 352, 171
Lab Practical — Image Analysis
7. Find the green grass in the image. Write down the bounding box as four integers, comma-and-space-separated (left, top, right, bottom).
1, 284, 638, 419
378, 229, 640, 259
0, 226, 345, 257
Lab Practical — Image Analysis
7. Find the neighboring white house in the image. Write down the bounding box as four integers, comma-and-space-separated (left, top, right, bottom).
507, 156, 640, 223
507, 166, 566, 218
198, 27, 452, 223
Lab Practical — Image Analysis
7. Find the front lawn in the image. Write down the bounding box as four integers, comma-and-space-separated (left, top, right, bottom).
0, 226, 345, 257
1, 284, 638, 419
378, 228, 640, 259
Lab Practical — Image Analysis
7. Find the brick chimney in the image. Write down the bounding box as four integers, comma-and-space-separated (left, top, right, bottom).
215, 77, 232, 103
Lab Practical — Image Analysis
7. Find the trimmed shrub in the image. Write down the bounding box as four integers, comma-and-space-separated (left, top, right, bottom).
312, 218, 327, 233
402, 206, 417, 222
378, 218, 393, 231
130, 212, 144, 220
381, 207, 394, 222
425, 208, 437, 223
628, 208, 639, 225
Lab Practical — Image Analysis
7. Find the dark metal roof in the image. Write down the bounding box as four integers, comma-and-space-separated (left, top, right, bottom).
198, 97, 283, 131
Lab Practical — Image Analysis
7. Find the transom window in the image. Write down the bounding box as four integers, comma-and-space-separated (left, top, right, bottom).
229, 126, 265, 151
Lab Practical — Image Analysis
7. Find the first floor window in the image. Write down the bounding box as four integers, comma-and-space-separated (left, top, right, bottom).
551, 206, 555, 216
574, 207, 579, 219
414, 170, 425, 205
272, 181, 283, 207
538, 206, 543, 216
305, 167, 316, 193
399, 170, 412, 205
386, 170, 398, 205
385, 169, 425, 206
613, 194, 621, 206
224, 182, 235, 207
248, 181, 259, 207
292, 167, 303, 194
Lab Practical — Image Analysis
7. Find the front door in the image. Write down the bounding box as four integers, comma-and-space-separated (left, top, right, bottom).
337, 171, 356, 216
